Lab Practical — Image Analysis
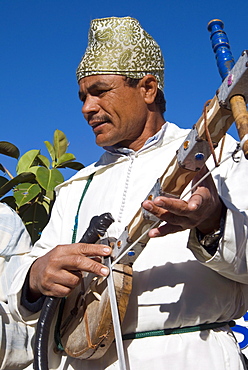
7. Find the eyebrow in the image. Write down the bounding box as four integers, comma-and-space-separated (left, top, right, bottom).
78, 81, 111, 101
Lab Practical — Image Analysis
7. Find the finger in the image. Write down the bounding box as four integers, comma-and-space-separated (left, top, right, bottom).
72, 254, 109, 276
148, 223, 183, 237
192, 167, 217, 197
39, 245, 110, 284
50, 243, 111, 265
142, 197, 189, 220
53, 253, 109, 277
33, 266, 81, 297
76, 243, 112, 257
50, 284, 74, 297
48, 268, 82, 286
36, 256, 109, 297
91, 256, 103, 263
43, 281, 79, 297
53, 243, 111, 258
187, 193, 205, 211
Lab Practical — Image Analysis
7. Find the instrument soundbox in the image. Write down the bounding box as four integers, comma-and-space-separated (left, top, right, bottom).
60, 263, 132, 359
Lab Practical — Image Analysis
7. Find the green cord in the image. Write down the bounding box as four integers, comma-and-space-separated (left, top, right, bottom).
71, 172, 95, 243
121, 321, 236, 341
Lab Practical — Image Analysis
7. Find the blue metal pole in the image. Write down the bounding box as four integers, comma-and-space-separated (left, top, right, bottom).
208, 19, 248, 158
207, 19, 235, 80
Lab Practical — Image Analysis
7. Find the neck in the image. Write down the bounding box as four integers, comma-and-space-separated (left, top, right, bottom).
127, 114, 165, 151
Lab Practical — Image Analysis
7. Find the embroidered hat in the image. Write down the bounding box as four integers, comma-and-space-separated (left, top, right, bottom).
76, 16, 164, 90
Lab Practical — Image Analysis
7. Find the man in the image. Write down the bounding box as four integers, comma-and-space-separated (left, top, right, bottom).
0, 203, 34, 369
8, 17, 248, 369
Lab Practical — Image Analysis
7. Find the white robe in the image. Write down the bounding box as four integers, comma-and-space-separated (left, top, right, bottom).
8, 122, 248, 369
0, 203, 35, 369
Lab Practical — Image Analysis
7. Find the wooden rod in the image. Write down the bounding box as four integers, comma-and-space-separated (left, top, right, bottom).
229, 95, 248, 158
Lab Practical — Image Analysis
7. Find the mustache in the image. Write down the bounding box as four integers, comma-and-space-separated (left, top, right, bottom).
88, 114, 111, 125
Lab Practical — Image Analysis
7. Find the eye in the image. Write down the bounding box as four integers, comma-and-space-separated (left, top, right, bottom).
94, 89, 109, 97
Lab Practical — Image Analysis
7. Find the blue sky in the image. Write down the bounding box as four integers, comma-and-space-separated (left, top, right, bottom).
1, 0, 247, 180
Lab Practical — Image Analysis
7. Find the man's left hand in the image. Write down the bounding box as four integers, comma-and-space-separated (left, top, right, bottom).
142, 167, 224, 238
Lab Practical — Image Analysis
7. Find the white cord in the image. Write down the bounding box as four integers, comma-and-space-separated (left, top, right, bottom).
182, 149, 238, 199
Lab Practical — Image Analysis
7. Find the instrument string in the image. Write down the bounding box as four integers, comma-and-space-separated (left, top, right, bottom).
203, 99, 219, 167
105, 256, 128, 370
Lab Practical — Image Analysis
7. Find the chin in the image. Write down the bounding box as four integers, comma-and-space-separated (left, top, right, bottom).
95, 139, 111, 148
95, 136, 118, 148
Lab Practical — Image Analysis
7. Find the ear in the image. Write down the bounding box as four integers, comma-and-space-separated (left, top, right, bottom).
140, 75, 158, 104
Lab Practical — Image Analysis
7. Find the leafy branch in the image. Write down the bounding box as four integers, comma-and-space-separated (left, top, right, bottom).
0, 130, 84, 242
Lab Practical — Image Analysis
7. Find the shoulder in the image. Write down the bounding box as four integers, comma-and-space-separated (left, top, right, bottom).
163, 121, 190, 141
55, 150, 127, 193
0, 203, 31, 256
0, 202, 21, 225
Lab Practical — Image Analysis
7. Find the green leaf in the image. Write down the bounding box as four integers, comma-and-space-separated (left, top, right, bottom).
45, 190, 54, 201
16, 150, 40, 174
26, 166, 40, 175
56, 153, 76, 166
36, 167, 64, 191
31, 154, 50, 169
41, 190, 55, 214
37, 154, 50, 168
53, 130, 68, 160
14, 183, 41, 207
0, 164, 6, 173
0, 172, 36, 197
0, 141, 20, 159
44, 141, 55, 162
57, 161, 84, 170
0, 176, 8, 188
18, 201, 50, 243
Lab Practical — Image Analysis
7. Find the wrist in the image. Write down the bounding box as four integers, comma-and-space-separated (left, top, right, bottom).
21, 269, 45, 313
29, 261, 43, 301
197, 198, 226, 235
196, 202, 226, 255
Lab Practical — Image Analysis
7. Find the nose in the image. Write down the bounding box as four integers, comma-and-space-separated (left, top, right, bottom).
82, 95, 100, 116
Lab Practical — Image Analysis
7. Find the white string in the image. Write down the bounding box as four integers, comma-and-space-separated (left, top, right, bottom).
105, 257, 127, 370
181, 148, 239, 200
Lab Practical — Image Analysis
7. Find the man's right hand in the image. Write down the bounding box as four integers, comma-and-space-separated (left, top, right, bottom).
29, 243, 111, 299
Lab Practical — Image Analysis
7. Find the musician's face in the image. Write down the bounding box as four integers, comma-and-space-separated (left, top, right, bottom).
78, 74, 151, 151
